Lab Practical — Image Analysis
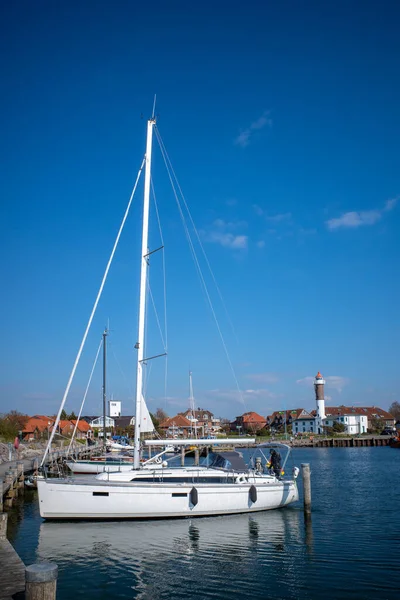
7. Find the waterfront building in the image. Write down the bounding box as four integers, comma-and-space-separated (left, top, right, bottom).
291, 411, 315, 435
22, 416, 54, 441
159, 414, 192, 438
70, 419, 92, 439
88, 416, 115, 435
231, 411, 267, 433
311, 371, 393, 434
114, 415, 135, 433
179, 408, 220, 434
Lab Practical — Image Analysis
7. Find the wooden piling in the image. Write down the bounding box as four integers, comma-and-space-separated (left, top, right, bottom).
0, 478, 3, 512
17, 460, 25, 491
4, 471, 14, 507
194, 449, 200, 466
301, 463, 312, 515
0, 512, 7, 540
26, 563, 58, 600
181, 446, 185, 466
11, 466, 19, 498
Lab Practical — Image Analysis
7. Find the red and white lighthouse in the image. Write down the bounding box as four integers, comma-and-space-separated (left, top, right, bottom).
314, 371, 326, 433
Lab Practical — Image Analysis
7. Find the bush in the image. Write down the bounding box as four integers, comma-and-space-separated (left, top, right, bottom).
0, 411, 28, 441
256, 428, 270, 437
332, 421, 346, 433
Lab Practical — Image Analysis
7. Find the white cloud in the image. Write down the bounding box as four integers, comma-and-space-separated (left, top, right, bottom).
296, 376, 315, 387
256, 240, 265, 248
203, 219, 248, 250
235, 111, 272, 148
207, 231, 248, 249
296, 375, 349, 393
253, 204, 264, 216
384, 197, 398, 211
246, 373, 279, 384
266, 212, 292, 223
207, 388, 281, 403
325, 376, 349, 393
326, 196, 398, 230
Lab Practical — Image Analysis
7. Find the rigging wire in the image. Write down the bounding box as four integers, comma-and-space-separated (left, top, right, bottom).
41, 156, 146, 466
154, 127, 247, 410
67, 337, 103, 455
151, 177, 169, 409
110, 342, 134, 399
155, 126, 240, 347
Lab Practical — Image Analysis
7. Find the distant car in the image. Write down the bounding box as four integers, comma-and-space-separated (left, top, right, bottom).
381, 427, 396, 435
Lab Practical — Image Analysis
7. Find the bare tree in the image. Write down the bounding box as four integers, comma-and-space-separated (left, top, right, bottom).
155, 408, 168, 422
389, 401, 400, 420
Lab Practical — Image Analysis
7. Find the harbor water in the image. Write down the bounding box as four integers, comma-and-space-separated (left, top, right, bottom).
6, 447, 400, 599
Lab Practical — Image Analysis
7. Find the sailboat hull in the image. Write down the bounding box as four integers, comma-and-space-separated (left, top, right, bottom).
37, 478, 298, 520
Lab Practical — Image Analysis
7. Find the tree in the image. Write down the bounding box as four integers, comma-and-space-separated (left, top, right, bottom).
150, 413, 163, 436
155, 408, 168, 423
388, 401, 400, 421
61, 409, 67, 420
369, 417, 384, 434
67, 411, 77, 421
0, 411, 28, 441
332, 421, 346, 433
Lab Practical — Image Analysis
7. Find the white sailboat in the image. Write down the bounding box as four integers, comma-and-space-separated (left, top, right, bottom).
37, 115, 299, 519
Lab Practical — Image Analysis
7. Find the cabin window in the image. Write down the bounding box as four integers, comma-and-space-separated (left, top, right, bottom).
172, 493, 188, 497
93, 492, 109, 497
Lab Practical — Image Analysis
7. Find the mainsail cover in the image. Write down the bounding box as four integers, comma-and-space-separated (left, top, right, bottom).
140, 395, 155, 433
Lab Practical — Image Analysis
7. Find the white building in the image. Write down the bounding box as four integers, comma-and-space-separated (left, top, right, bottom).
89, 416, 115, 431
324, 412, 368, 435
292, 413, 315, 435
109, 401, 121, 417
312, 371, 368, 434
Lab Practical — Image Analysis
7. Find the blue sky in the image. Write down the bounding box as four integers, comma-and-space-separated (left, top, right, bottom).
1, 1, 399, 420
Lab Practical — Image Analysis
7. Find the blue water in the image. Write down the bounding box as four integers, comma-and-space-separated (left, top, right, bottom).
6, 448, 400, 599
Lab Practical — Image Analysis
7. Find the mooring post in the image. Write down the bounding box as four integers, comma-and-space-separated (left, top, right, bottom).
148, 445, 152, 459
25, 563, 58, 600
0, 478, 3, 512
33, 458, 39, 476
5, 471, 14, 507
181, 446, 185, 466
194, 449, 200, 466
17, 461, 25, 490
11, 466, 19, 498
301, 463, 312, 515
0, 512, 7, 539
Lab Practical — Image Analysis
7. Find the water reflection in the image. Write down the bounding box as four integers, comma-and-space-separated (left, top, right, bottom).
38, 508, 306, 562
36, 509, 314, 599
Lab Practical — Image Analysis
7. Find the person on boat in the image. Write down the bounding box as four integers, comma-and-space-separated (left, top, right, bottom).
269, 449, 282, 478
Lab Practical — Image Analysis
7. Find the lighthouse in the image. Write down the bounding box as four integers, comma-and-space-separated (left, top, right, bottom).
314, 371, 326, 434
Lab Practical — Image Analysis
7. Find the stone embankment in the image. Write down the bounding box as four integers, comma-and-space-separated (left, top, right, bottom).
0, 441, 45, 465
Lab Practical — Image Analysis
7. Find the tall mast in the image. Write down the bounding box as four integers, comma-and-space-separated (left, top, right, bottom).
102, 327, 108, 448
189, 370, 197, 439
133, 118, 155, 469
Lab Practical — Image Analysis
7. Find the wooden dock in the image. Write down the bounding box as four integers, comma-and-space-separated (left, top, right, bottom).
0, 443, 103, 510
312, 436, 390, 447
0, 513, 25, 600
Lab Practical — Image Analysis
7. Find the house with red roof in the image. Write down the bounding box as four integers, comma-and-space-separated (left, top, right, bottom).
267, 409, 315, 435
159, 415, 192, 438
22, 417, 53, 441
70, 419, 92, 439
231, 411, 267, 433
